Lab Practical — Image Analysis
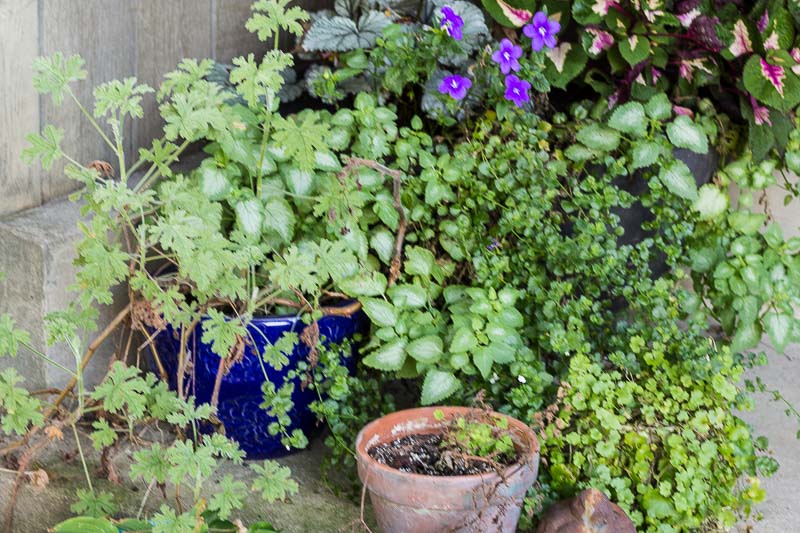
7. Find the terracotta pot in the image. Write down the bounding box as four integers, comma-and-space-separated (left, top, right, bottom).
356, 406, 540, 533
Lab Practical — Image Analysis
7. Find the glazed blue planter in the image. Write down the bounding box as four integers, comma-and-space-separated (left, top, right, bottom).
151, 308, 368, 458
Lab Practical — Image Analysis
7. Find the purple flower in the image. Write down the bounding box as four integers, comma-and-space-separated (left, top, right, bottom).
491, 39, 523, 75
440, 6, 464, 40
438, 74, 472, 100
523, 11, 560, 51
504, 75, 531, 108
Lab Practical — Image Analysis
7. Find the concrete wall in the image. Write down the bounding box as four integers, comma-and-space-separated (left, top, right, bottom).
0, 0, 323, 388
0, 0, 271, 218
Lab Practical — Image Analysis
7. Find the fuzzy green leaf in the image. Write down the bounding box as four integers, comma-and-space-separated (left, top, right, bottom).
608, 102, 647, 137
421, 370, 461, 405
666, 116, 709, 154
406, 335, 443, 364
658, 160, 698, 200
363, 339, 407, 371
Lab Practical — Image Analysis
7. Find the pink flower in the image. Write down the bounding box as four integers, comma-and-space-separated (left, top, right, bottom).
673, 105, 694, 118
749, 95, 771, 126
758, 10, 769, 33
587, 28, 614, 55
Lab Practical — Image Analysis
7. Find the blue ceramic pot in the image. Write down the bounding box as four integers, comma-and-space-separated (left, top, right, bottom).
151, 308, 368, 458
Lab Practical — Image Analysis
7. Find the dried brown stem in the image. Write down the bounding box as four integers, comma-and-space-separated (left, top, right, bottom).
47, 303, 131, 419
388, 171, 407, 286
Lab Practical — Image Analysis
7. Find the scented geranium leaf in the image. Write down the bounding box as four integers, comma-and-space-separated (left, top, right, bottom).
21, 125, 64, 170
159, 82, 228, 142
361, 298, 398, 328
90, 362, 149, 419
645, 93, 672, 120
576, 123, 620, 152
666, 115, 709, 154
0, 368, 44, 435
271, 114, 331, 171
608, 102, 647, 137
204, 433, 246, 463
209, 475, 247, 520
166, 440, 216, 485
150, 506, 196, 533
139, 139, 178, 179
388, 284, 427, 309
0, 314, 31, 357
363, 339, 407, 370
303, 11, 391, 52
618, 34, 651, 66
130, 443, 171, 484
70, 489, 118, 519
158, 58, 215, 100
693, 185, 728, 220
230, 51, 293, 107
201, 310, 247, 359
250, 460, 299, 503
406, 335, 443, 364
32, 53, 87, 105
93, 78, 154, 120
261, 332, 297, 370
53, 517, 118, 533
631, 141, 661, 169
166, 397, 214, 427
658, 159, 698, 201
247, 0, 310, 42
90, 419, 118, 451
765, 312, 793, 353
421, 369, 461, 405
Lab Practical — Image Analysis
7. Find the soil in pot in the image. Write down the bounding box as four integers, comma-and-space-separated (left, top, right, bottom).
368, 433, 516, 476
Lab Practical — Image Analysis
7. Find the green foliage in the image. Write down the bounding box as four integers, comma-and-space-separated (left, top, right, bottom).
539, 343, 771, 530
0, 368, 44, 435
250, 461, 299, 502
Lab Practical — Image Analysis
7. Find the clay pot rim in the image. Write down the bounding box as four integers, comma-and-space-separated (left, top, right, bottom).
356, 406, 539, 483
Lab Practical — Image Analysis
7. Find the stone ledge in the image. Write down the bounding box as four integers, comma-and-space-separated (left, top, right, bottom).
0, 196, 125, 389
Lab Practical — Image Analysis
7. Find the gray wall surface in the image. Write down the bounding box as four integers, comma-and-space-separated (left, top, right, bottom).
0, 0, 271, 218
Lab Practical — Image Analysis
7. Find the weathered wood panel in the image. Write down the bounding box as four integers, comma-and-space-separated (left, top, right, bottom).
0, 0, 40, 217
215, 0, 269, 63
41, 0, 137, 201
134, 0, 213, 149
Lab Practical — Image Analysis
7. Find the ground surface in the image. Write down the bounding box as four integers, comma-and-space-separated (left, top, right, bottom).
737, 338, 800, 532
0, 337, 798, 532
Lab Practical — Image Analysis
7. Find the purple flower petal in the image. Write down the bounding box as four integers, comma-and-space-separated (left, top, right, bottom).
439, 74, 471, 101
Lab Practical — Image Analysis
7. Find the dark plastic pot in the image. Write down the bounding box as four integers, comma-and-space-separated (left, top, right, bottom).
152, 305, 368, 458
356, 406, 540, 533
